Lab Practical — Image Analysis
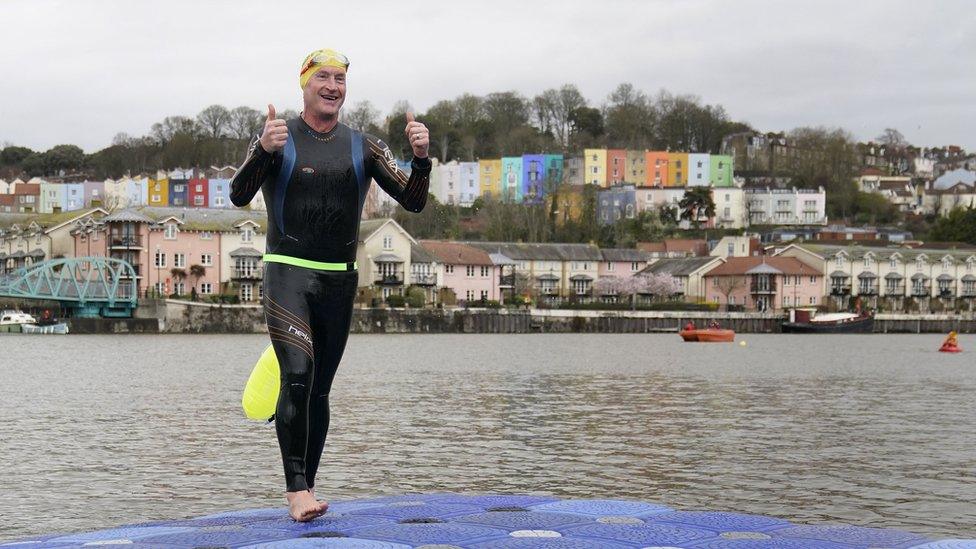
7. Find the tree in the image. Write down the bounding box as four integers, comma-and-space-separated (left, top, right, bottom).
642, 272, 679, 302
151, 116, 198, 145
228, 106, 263, 140
533, 84, 587, 150
568, 106, 604, 149
877, 128, 907, 151
679, 187, 716, 228
788, 126, 859, 221
188, 264, 206, 297
170, 268, 187, 296
343, 100, 382, 134
1, 146, 34, 166
46, 144, 86, 173
197, 105, 231, 138
604, 83, 655, 149
928, 206, 976, 244
714, 275, 745, 310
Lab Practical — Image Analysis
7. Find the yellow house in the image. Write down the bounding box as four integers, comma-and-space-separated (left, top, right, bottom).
148, 178, 169, 206
547, 185, 589, 226
667, 152, 688, 187
478, 159, 502, 200
583, 149, 607, 187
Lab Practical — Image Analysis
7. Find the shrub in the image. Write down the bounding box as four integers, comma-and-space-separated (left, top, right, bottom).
386, 294, 406, 308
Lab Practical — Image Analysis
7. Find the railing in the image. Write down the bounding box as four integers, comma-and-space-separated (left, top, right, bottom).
375, 273, 403, 285
938, 288, 955, 298
110, 235, 143, 248
961, 289, 976, 297
884, 285, 905, 296
858, 285, 879, 295
119, 266, 142, 278
232, 268, 264, 279
911, 286, 931, 297
750, 283, 777, 293
410, 273, 436, 285
499, 274, 515, 287
830, 285, 851, 296
541, 287, 559, 295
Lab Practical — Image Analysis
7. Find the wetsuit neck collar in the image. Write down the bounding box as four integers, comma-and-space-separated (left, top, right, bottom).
299, 113, 341, 137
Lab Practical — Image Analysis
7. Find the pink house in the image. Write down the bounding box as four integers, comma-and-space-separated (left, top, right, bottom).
79, 209, 223, 298
598, 248, 653, 278
702, 256, 822, 311
420, 240, 502, 304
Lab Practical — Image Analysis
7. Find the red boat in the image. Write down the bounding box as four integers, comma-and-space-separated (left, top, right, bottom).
680, 328, 735, 342
939, 345, 962, 353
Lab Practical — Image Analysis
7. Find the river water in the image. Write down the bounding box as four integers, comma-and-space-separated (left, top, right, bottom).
0, 333, 973, 541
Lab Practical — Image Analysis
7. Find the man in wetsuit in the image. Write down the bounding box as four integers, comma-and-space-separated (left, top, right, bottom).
230, 49, 430, 521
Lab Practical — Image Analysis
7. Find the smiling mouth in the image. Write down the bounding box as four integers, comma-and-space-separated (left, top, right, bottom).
321, 94, 339, 102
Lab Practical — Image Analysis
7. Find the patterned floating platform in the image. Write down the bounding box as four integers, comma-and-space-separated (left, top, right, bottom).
5, 494, 975, 548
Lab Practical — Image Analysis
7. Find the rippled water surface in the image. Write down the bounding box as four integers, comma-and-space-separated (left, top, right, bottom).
0, 333, 974, 540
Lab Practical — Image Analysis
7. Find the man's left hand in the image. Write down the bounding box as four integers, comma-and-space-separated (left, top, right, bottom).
405, 112, 429, 159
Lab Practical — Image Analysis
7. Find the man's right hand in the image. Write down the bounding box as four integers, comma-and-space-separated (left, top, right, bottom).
259, 104, 288, 152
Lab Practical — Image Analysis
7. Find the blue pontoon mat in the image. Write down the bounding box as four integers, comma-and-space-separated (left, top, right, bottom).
5, 494, 974, 548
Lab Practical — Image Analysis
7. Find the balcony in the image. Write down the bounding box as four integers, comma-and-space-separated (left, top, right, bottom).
830, 284, 852, 296
858, 285, 879, 296
938, 288, 955, 299
375, 273, 403, 285
961, 289, 976, 298
410, 273, 436, 286
499, 274, 515, 288
540, 286, 559, 296
884, 285, 905, 296
750, 283, 777, 294
232, 268, 264, 280
118, 265, 142, 279
911, 286, 931, 297
110, 235, 143, 249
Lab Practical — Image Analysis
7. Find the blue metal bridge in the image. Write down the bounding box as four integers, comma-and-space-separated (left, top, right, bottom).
0, 257, 138, 317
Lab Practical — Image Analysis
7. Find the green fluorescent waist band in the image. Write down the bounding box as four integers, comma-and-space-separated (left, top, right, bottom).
263, 254, 357, 272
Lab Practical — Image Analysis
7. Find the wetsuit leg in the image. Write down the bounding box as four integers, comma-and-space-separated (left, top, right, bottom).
263, 262, 317, 493
304, 270, 358, 490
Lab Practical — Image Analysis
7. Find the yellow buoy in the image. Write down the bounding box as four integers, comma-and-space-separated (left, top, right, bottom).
242, 344, 280, 420
739, 340, 747, 347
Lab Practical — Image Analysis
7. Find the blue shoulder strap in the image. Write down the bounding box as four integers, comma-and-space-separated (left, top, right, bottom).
273, 134, 297, 238
350, 129, 366, 190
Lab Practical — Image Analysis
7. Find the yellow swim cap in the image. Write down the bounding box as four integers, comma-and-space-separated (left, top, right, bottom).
299, 49, 350, 89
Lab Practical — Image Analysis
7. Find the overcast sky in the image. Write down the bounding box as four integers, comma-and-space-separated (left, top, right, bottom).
1, 0, 973, 153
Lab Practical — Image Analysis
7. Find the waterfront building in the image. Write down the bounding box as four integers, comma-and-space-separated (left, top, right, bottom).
638, 256, 725, 302
625, 150, 646, 185
356, 217, 416, 300
420, 240, 503, 303
598, 248, 654, 280
250, 187, 267, 211
710, 235, 760, 259
0, 208, 108, 273
522, 154, 546, 204
710, 154, 734, 187
583, 149, 607, 187
744, 187, 827, 226
478, 159, 502, 199
501, 157, 523, 201
409, 242, 439, 305
688, 153, 711, 187
776, 243, 976, 312
467, 242, 601, 302
218, 216, 266, 302
606, 149, 627, 185
668, 152, 689, 186
703, 256, 822, 311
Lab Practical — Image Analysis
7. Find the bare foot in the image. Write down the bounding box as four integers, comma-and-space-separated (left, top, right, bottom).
286, 490, 325, 522
309, 487, 329, 513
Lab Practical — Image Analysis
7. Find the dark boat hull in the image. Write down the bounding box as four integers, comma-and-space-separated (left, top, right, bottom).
781, 316, 874, 333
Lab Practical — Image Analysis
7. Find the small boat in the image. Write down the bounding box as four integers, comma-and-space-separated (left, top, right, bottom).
680, 328, 735, 342
782, 308, 874, 334
21, 322, 69, 335
0, 309, 69, 334
939, 344, 962, 353
939, 332, 962, 353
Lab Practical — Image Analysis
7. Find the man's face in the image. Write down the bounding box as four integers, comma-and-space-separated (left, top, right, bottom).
303, 66, 346, 119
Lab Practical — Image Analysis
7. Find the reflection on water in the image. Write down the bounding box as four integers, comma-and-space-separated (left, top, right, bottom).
0, 333, 973, 540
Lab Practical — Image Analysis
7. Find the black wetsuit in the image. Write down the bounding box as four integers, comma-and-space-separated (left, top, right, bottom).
230, 117, 429, 493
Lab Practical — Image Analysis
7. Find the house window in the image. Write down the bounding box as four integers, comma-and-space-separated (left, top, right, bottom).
445, 264, 454, 274
631, 262, 639, 271
241, 283, 253, 301
466, 265, 475, 277
152, 194, 160, 203
201, 254, 213, 266
174, 282, 185, 295
154, 282, 166, 295
200, 283, 213, 294
241, 227, 253, 242
215, 197, 225, 207
201, 232, 213, 240
942, 258, 952, 271
466, 290, 474, 301
383, 235, 392, 250
193, 196, 204, 206
810, 276, 816, 284
154, 251, 166, 268
174, 253, 185, 268
164, 224, 177, 240
480, 290, 488, 300
480, 266, 489, 276
809, 296, 817, 304
607, 262, 615, 271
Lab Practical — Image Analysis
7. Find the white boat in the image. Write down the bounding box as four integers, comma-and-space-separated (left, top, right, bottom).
1, 310, 37, 326
21, 323, 70, 335
0, 310, 69, 334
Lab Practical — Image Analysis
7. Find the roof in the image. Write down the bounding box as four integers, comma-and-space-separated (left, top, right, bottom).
466, 242, 601, 262
639, 257, 719, 277
637, 242, 666, 253
488, 252, 515, 265
101, 209, 156, 224
747, 262, 783, 275
600, 248, 651, 262
664, 239, 708, 256
229, 247, 263, 258
373, 252, 404, 263
419, 240, 493, 266
13, 184, 39, 195
0, 208, 108, 232
359, 218, 390, 240
792, 243, 976, 263
27, 249, 45, 257
410, 243, 437, 264
705, 256, 820, 277
111, 206, 268, 232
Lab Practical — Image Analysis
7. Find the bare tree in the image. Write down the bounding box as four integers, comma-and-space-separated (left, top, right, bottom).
715, 275, 745, 310
228, 106, 263, 140
343, 100, 381, 133
197, 105, 231, 138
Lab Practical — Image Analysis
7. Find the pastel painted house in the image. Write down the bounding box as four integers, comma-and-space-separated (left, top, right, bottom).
39, 181, 65, 213
64, 182, 85, 211
501, 157, 523, 202
583, 149, 607, 187
703, 256, 823, 311
637, 256, 724, 302
544, 154, 563, 188
606, 149, 627, 185
459, 162, 479, 206
710, 155, 734, 187
148, 178, 169, 207
625, 150, 645, 184
189, 177, 209, 208
83, 180, 105, 208
209, 178, 231, 209
644, 152, 670, 186
688, 153, 711, 187
668, 152, 688, 186
356, 218, 416, 300
598, 248, 654, 279
479, 159, 502, 199
168, 178, 189, 207
522, 154, 546, 204
420, 240, 502, 303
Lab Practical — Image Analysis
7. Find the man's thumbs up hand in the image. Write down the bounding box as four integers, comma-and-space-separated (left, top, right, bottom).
404, 111, 429, 159
260, 103, 288, 153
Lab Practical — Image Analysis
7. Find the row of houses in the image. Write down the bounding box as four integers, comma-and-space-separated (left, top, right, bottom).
596, 184, 828, 229
4, 207, 973, 313
857, 168, 976, 217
